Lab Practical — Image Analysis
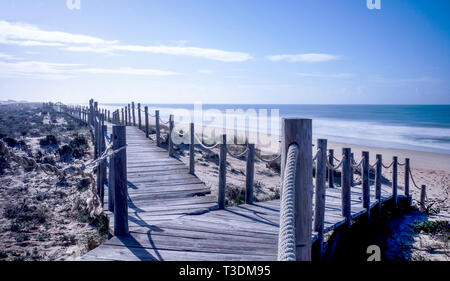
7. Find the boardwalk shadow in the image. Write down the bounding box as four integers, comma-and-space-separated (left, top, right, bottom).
127, 181, 139, 190
117, 234, 161, 261
125, 213, 166, 261
224, 208, 279, 228
127, 194, 145, 212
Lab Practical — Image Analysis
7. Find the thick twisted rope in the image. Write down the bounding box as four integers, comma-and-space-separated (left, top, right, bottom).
277, 143, 299, 261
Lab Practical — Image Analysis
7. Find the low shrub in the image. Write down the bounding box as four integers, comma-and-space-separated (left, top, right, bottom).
3, 137, 17, 147
39, 135, 58, 146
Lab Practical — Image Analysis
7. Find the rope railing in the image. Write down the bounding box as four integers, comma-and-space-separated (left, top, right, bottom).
326, 155, 344, 171
408, 165, 424, 192
194, 133, 220, 149
352, 156, 364, 169
226, 145, 249, 159
277, 143, 299, 261
369, 159, 379, 169
312, 148, 322, 161
255, 152, 281, 163
381, 160, 394, 169
159, 117, 170, 125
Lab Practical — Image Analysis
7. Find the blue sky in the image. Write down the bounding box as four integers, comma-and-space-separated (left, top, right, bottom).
0, 0, 449, 104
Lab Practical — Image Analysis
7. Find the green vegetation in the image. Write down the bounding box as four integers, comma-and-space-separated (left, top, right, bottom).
414, 220, 449, 234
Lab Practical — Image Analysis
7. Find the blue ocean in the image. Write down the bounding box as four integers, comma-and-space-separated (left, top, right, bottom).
99, 104, 450, 155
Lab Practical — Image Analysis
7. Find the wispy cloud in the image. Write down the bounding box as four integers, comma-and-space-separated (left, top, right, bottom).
0, 21, 252, 62
369, 75, 440, 84
79, 67, 178, 76
0, 21, 117, 46
67, 45, 252, 62
0, 60, 80, 80
0, 52, 18, 60
268, 53, 340, 62
296, 72, 355, 78
0, 59, 179, 80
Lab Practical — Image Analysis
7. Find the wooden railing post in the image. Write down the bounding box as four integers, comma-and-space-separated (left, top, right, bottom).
97, 121, 106, 207
328, 149, 334, 188
155, 110, 160, 147
121, 108, 124, 125
168, 114, 174, 157
392, 156, 398, 208
362, 151, 370, 219
144, 106, 149, 138
350, 152, 354, 187
376, 154, 382, 214
420, 185, 426, 212
218, 134, 227, 209
342, 148, 352, 229
112, 125, 128, 236
405, 158, 410, 203
89, 99, 94, 126
108, 141, 115, 212
281, 118, 313, 261
93, 102, 99, 159
245, 143, 255, 204
127, 104, 131, 125
189, 123, 195, 175
138, 103, 142, 130
132, 102, 136, 126
101, 123, 107, 184
314, 139, 327, 260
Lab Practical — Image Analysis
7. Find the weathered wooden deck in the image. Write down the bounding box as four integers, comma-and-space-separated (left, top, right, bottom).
79, 125, 396, 261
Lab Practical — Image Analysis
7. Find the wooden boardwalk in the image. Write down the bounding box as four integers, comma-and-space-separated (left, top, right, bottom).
81, 125, 395, 261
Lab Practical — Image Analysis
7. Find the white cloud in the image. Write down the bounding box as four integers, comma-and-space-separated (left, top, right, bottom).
0, 52, 17, 60
0, 21, 117, 46
67, 45, 252, 62
268, 53, 340, 62
0, 59, 179, 80
296, 72, 354, 78
79, 67, 179, 76
0, 60, 80, 80
0, 21, 252, 62
369, 75, 440, 84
